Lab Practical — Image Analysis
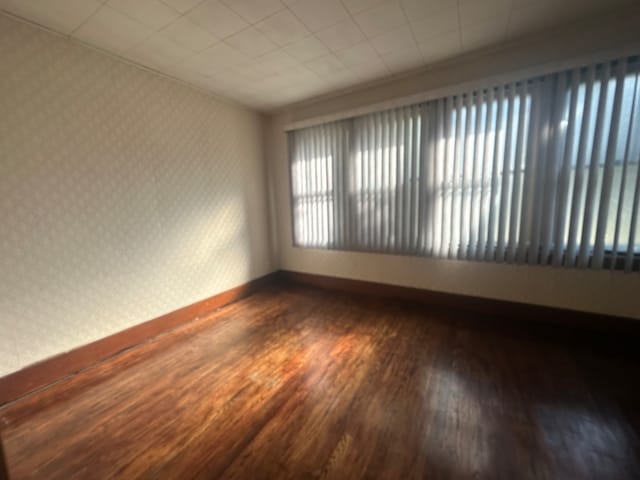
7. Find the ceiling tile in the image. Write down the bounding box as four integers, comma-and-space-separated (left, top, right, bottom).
255, 9, 309, 47
400, 0, 452, 20
159, 17, 218, 52
292, 75, 326, 90
221, 0, 283, 23
73, 6, 153, 53
125, 34, 193, 68
230, 63, 272, 82
304, 54, 347, 76
342, 0, 389, 15
283, 35, 330, 62
335, 41, 381, 67
180, 42, 250, 77
254, 50, 299, 74
458, 0, 511, 27
353, 1, 407, 38
0, 0, 102, 34
199, 41, 252, 67
418, 29, 461, 63
257, 73, 296, 90
224, 26, 277, 57
279, 64, 319, 83
288, 0, 349, 32
107, 0, 180, 30
369, 25, 416, 55
315, 19, 365, 52
287, 78, 327, 98
158, 0, 202, 14
410, 6, 459, 44
186, 0, 249, 39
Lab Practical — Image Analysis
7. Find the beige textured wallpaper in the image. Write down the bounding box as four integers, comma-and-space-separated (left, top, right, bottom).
266, 8, 640, 321
0, 15, 273, 377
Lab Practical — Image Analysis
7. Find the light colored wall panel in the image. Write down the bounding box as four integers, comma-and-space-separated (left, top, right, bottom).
0, 15, 273, 377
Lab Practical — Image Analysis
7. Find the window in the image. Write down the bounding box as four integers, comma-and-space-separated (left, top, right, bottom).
289, 56, 640, 272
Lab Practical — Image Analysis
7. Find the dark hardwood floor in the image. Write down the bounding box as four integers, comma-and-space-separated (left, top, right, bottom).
1, 284, 639, 479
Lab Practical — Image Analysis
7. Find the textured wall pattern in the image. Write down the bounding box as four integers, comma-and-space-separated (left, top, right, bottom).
0, 15, 272, 377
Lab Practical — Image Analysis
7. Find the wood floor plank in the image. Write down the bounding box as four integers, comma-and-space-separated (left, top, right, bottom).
1, 285, 639, 479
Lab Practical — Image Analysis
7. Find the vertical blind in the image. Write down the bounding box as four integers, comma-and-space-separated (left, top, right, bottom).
289, 56, 640, 272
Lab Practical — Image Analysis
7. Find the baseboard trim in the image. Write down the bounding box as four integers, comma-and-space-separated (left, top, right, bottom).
280, 270, 638, 333
0, 434, 8, 480
0, 272, 279, 406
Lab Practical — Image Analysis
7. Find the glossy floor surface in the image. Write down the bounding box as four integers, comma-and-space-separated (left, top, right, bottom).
1, 285, 639, 479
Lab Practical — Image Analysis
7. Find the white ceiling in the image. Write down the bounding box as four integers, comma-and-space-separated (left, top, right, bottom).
0, 0, 633, 111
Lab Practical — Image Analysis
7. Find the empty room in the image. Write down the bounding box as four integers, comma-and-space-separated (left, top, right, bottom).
1, 0, 640, 478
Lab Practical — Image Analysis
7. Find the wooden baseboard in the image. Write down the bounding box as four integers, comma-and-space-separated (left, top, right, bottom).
0, 272, 279, 406
280, 270, 638, 334
0, 434, 8, 480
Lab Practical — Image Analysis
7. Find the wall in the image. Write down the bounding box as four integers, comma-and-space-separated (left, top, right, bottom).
0, 14, 273, 377
266, 6, 640, 321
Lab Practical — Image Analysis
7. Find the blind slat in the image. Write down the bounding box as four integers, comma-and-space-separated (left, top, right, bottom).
487, 84, 505, 261
593, 61, 627, 268
496, 82, 515, 262
565, 65, 596, 267
460, 91, 474, 259
612, 72, 639, 268
578, 62, 611, 268
470, 90, 484, 260
552, 70, 580, 266
540, 73, 568, 263
452, 96, 461, 257
506, 85, 528, 263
